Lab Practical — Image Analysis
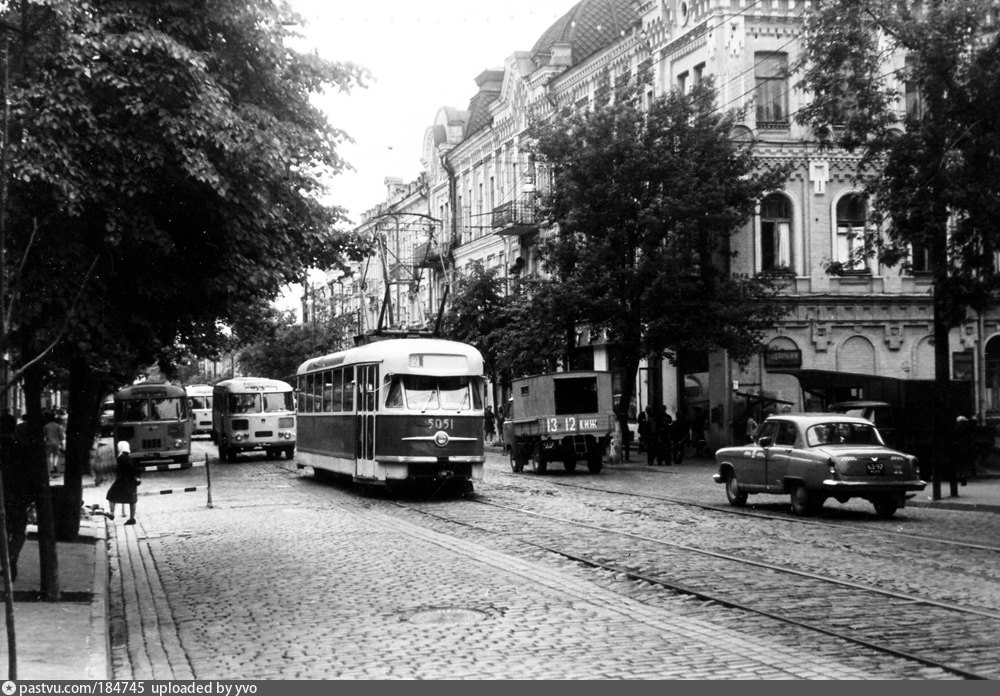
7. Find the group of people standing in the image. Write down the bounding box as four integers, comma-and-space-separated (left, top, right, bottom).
637, 405, 708, 466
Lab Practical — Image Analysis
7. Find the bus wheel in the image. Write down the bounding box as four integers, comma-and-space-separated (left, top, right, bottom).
265, 448, 278, 460
284, 447, 295, 460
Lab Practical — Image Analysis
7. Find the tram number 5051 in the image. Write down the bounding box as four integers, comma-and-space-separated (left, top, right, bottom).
425, 418, 453, 430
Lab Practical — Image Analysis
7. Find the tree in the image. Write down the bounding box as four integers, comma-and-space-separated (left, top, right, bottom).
238, 309, 354, 382
528, 77, 788, 450
0, 0, 370, 597
440, 264, 511, 398
795, 0, 1000, 499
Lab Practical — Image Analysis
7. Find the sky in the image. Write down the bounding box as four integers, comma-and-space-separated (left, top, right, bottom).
278, 0, 577, 309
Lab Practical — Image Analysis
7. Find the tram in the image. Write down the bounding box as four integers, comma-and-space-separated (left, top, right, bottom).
112, 382, 192, 466
211, 377, 296, 461
185, 383, 214, 437
295, 337, 485, 490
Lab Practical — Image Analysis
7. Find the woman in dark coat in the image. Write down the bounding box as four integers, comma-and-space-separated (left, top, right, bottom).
105, 441, 140, 525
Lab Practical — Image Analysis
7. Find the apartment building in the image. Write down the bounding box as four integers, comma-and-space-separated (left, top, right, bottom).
333, 0, 994, 449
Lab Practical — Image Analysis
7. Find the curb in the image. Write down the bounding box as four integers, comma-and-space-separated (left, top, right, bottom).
87, 518, 112, 679
907, 500, 1000, 514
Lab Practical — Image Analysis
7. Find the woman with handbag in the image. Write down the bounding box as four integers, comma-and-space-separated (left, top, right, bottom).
105, 441, 141, 525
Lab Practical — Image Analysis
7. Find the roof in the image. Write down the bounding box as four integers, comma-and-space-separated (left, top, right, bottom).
530, 0, 640, 68
763, 413, 876, 427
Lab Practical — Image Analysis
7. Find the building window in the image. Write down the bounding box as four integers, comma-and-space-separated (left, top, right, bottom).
755, 52, 788, 124
760, 193, 792, 272
836, 193, 870, 271
677, 71, 688, 93
693, 62, 705, 87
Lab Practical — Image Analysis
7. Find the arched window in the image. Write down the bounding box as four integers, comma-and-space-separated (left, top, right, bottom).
760, 194, 792, 271
836, 193, 870, 271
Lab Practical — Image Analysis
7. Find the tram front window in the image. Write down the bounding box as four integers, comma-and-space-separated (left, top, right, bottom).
388, 375, 483, 411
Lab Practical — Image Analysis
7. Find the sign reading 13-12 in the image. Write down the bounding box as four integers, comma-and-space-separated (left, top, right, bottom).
546, 417, 600, 433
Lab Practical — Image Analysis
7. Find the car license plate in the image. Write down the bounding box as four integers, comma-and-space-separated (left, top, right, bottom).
866, 461, 884, 474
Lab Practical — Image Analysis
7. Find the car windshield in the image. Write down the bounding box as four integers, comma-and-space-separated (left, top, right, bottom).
807, 422, 884, 447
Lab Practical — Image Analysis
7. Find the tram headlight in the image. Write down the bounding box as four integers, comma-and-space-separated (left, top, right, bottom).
433, 430, 450, 447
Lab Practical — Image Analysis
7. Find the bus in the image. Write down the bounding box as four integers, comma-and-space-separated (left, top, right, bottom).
295, 337, 485, 491
113, 382, 192, 467
211, 377, 296, 462
185, 384, 214, 437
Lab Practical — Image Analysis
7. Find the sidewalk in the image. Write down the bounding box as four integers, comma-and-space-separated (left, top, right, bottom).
1, 480, 110, 680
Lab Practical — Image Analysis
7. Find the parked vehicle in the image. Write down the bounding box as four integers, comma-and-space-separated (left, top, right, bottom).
712, 413, 925, 518
504, 370, 614, 474
185, 384, 214, 437
98, 395, 115, 438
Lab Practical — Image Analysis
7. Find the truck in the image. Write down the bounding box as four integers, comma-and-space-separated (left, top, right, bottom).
503, 370, 615, 474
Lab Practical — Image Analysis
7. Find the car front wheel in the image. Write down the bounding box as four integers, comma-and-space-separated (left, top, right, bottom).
725, 473, 748, 506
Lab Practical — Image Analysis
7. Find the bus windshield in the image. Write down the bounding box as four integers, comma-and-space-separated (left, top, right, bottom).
188, 396, 212, 410
386, 375, 483, 411
262, 392, 294, 412
116, 397, 185, 421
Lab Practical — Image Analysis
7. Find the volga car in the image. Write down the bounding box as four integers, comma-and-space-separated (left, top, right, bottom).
713, 413, 925, 518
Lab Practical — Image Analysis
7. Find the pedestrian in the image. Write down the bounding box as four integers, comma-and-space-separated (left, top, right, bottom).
484, 405, 496, 445
657, 407, 674, 465
2, 413, 35, 582
672, 409, 689, 464
637, 407, 649, 454
691, 407, 708, 457
954, 415, 974, 486
105, 441, 140, 525
494, 403, 506, 448
745, 413, 758, 443
43, 411, 65, 475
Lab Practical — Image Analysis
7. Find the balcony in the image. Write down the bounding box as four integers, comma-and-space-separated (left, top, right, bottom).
492, 200, 539, 236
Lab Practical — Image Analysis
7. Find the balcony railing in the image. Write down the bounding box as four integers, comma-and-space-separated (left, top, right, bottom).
492, 200, 539, 236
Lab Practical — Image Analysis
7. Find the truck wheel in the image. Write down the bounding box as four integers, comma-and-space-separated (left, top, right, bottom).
587, 455, 602, 474
509, 451, 523, 473
531, 448, 547, 474
564, 459, 577, 473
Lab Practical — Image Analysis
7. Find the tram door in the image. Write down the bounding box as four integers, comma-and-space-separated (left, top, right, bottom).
355, 364, 379, 479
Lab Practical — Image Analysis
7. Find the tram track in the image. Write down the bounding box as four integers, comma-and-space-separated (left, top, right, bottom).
390, 494, 1000, 680
531, 476, 1000, 554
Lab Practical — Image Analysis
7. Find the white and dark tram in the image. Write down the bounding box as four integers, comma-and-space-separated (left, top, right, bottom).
295, 337, 486, 490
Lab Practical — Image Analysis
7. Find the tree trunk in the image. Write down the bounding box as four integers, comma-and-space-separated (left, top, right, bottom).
22, 364, 59, 599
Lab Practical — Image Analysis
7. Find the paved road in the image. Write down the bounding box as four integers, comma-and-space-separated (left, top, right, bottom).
98, 440, 1000, 679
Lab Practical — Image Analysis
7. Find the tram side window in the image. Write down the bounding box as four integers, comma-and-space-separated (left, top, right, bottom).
343, 369, 355, 412
321, 370, 335, 412
330, 369, 344, 412
298, 376, 310, 413
308, 373, 321, 413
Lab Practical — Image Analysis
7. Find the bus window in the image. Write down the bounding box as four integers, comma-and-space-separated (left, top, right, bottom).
230, 394, 259, 414
151, 396, 185, 420
118, 400, 148, 422
263, 391, 293, 413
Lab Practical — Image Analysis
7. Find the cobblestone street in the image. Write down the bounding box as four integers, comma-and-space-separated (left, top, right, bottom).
97, 441, 1000, 679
